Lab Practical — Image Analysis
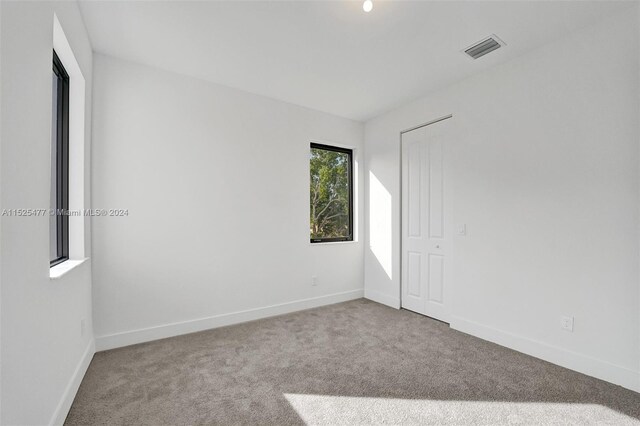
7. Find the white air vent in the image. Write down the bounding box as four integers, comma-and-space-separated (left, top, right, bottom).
464, 35, 505, 59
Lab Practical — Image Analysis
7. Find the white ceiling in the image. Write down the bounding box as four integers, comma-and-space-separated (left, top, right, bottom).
79, 0, 632, 121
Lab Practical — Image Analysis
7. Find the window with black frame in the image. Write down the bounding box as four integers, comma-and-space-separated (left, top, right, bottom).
309, 143, 353, 243
50, 50, 69, 266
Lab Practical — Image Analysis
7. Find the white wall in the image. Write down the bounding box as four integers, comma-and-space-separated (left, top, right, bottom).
0, 2, 2, 424
0, 0, 4, 421
0, 2, 94, 425
364, 8, 640, 392
92, 55, 364, 349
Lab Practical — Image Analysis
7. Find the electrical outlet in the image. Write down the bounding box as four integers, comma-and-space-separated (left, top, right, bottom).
80, 319, 86, 337
560, 316, 574, 332
311, 276, 318, 286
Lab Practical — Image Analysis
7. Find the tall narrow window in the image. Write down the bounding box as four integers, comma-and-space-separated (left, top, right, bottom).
310, 143, 353, 243
50, 50, 69, 266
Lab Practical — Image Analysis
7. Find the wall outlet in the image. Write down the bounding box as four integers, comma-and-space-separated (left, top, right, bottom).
311, 276, 318, 286
80, 319, 86, 337
560, 316, 574, 332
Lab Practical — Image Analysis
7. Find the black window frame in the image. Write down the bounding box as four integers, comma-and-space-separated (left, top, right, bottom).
310, 143, 354, 244
51, 50, 69, 267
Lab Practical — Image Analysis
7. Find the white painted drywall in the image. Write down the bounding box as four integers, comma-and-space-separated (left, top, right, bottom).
364, 8, 640, 391
78, 1, 630, 121
0, 0, 3, 421
0, 2, 94, 425
91, 55, 364, 348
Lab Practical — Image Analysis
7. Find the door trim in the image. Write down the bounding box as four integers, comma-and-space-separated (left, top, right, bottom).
400, 114, 452, 135
399, 114, 453, 315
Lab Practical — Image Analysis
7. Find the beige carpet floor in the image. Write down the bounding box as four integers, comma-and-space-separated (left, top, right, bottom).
66, 299, 640, 425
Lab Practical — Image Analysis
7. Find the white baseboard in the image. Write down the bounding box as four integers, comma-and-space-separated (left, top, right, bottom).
364, 289, 400, 309
96, 289, 364, 351
50, 338, 95, 426
450, 316, 640, 394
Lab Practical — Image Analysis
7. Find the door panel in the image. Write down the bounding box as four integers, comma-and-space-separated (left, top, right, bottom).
407, 140, 422, 238
428, 254, 444, 303
407, 252, 422, 298
401, 118, 452, 322
428, 138, 444, 239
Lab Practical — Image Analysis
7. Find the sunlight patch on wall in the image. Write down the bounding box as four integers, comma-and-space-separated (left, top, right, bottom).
284, 393, 636, 425
369, 171, 392, 279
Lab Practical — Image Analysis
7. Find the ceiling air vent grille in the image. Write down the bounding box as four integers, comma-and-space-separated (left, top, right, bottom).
464, 36, 503, 59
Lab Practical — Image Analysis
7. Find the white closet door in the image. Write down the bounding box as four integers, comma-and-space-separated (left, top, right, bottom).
401, 118, 452, 322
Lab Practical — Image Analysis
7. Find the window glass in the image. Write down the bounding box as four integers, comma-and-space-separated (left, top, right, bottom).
51, 51, 69, 266
50, 71, 59, 261
310, 144, 353, 243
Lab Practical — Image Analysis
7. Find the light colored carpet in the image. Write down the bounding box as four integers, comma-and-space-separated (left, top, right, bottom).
66, 299, 640, 425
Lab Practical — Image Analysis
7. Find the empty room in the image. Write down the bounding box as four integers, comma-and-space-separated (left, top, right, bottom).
1, 0, 640, 424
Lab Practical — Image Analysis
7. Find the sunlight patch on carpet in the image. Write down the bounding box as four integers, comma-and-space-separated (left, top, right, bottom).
284, 393, 639, 425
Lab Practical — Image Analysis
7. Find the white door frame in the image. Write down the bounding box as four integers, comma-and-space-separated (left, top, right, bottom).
399, 114, 453, 320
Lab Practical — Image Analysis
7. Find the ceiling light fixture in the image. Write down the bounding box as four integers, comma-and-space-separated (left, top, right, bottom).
363, 0, 373, 13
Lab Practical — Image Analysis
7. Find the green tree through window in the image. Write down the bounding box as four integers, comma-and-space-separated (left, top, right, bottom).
310, 144, 353, 242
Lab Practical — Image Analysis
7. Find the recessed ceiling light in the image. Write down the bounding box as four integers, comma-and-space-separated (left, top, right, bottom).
363, 0, 373, 13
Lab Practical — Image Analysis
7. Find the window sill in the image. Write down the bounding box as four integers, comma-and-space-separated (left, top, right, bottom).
310, 240, 358, 246
50, 258, 88, 280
